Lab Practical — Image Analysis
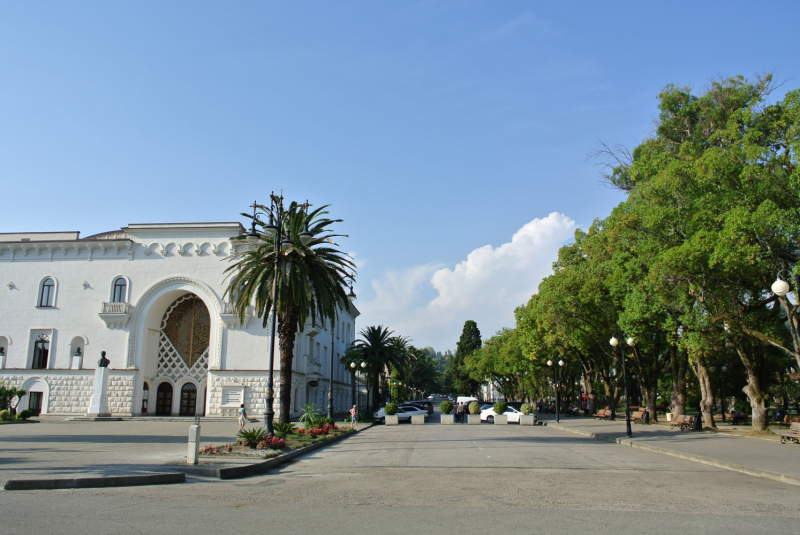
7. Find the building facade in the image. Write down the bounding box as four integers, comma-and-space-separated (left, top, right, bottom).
0, 223, 358, 418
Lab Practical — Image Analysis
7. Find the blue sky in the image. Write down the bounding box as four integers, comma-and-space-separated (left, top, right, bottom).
2, 2, 798, 350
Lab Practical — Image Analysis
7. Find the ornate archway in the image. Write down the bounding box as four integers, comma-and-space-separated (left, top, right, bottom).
157, 294, 210, 385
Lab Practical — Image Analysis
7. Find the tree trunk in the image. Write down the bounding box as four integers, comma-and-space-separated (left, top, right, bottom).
277, 305, 300, 424
643, 387, 658, 423
371, 369, 380, 411
692, 353, 716, 429
732, 340, 769, 432
670, 346, 688, 417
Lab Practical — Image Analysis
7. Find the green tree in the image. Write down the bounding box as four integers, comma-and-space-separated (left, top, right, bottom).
225, 194, 355, 424
451, 320, 482, 395
605, 75, 800, 430
0, 381, 26, 411
347, 326, 410, 410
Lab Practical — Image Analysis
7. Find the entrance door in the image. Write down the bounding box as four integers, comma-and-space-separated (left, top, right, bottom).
141, 382, 149, 414
179, 383, 197, 416
28, 392, 43, 416
156, 383, 173, 416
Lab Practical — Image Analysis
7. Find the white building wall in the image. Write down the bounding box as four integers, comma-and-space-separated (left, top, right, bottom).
0, 222, 358, 417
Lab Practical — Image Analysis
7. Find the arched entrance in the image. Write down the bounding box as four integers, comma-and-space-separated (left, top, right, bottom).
180, 383, 197, 416
156, 383, 173, 415
157, 294, 210, 385
129, 278, 222, 418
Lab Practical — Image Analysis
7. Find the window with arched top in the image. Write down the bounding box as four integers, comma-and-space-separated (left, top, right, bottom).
39, 278, 55, 307
112, 278, 128, 303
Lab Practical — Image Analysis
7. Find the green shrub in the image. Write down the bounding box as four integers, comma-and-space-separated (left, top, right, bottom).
0, 410, 10, 421
16, 410, 32, 421
439, 401, 454, 415
384, 402, 398, 416
237, 427, 269, 448
493, 401, 508, 415
274, 422, 296, 439
520, 403, 532, 415
734, 401, 750, 414
298, 403, 320, 429
468, 401, 480, 415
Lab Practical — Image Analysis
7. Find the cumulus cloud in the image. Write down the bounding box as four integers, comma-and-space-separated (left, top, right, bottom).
357, 212, 576, 350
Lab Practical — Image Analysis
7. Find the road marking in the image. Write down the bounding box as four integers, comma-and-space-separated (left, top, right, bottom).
486, 455, 491, 458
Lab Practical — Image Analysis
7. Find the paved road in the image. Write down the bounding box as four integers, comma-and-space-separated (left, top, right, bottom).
544, 415, 800, 479
2, 418, 799, 534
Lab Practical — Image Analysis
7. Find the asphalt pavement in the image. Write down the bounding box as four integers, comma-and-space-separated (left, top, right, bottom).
2, 413, 799, 534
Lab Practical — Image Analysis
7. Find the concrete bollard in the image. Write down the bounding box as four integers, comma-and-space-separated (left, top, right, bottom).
188, 422, 201, 465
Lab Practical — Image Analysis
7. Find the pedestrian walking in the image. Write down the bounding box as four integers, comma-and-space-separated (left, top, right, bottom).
349, 404, 359, 430
237, 403, 248, 431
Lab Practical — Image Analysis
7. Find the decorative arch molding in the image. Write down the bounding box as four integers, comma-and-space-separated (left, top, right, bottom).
0, 334, 11, 345
69, 334, 89, 346
126, 276, 223, 369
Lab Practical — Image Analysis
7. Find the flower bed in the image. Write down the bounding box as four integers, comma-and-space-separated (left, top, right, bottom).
200, 424, 348, 459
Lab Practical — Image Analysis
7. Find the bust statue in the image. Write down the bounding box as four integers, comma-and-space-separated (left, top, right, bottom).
98, 351, 110, 368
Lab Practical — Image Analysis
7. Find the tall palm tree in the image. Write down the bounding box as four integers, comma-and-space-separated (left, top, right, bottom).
348, 325, 410, 410
225, 194, 355, 423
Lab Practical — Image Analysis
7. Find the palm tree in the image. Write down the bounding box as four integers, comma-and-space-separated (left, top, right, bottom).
348, 326, 410, 410
225, 194, 355, 423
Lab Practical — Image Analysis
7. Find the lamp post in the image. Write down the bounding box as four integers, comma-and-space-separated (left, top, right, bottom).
244, 197, 313, 436
773, 270, 800, 360
709, 365, 729, 423
350, 361, 358, 414
547, 359, 565, 423
609, 335, 634, 438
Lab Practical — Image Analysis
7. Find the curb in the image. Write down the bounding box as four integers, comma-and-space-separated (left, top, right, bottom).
4, 473, 185, 491
175, 423, 374, 479
548, 423, 800, 487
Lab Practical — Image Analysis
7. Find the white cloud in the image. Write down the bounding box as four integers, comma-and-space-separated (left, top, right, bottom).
357, 212, 575, 351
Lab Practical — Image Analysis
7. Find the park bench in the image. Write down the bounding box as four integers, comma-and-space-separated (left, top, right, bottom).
730, 413, 749, 425
631, 410, 646, 424
670, 414, 693, 431
776, 422, 800, 445
593, 408, 611, 420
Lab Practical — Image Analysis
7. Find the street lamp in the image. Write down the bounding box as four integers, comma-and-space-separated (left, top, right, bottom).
547, 359, 565, 423
709, 365, 729, 423
242, 196, 312, 436
609, 335, 633, 438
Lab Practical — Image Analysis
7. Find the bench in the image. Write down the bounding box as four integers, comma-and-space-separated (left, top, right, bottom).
592, 408, 611, 420
670, 414, 693, 431
730, 413, 749, 425
776, 422, 800, 445
631, 410, 646, 424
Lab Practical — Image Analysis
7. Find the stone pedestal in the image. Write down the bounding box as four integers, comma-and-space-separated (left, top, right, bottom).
520, 414, 536, 426
493, 414, 508, 425
87, 367, 110, 417
411, 414, 425, 425
467, 414, 481, 425
71, 356, 83, 370
187, 423, 201, 465
440, 414, 454, 425
385, 415, 399, 425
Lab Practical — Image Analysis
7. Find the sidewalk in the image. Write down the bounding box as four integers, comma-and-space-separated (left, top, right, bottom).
541, 415, 800, 485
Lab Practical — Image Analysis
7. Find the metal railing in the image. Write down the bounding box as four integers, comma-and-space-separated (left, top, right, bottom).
100, 302, 132, 314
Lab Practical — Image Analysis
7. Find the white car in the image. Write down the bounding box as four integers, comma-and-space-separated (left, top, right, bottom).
373, 405, 428, 423
480, 406, 524, 424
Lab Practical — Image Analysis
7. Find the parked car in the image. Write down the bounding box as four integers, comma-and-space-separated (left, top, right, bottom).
404, 400, 434, 415
397, 405, 430, 419
480, 406, 524, 424
374, 405, 428, 423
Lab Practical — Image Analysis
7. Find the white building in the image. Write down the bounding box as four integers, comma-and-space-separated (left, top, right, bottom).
0, 223, 358, 418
